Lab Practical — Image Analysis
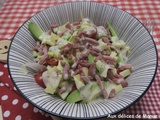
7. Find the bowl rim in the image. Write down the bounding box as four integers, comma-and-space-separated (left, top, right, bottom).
7, 1, 158, 119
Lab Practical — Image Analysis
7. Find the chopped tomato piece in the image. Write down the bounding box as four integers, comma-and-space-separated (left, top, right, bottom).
46, 57, 58, 66
34, 72, 45, 88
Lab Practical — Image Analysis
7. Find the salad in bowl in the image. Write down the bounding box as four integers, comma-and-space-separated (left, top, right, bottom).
21, 17, 132, 103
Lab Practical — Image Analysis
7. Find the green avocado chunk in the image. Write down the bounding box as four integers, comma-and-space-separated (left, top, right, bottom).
28, 22, 43, 41
66, 90, 82, 103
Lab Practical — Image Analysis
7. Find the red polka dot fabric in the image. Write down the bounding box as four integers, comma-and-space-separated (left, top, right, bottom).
0, 0, 160, 120
0, 64, 53, 120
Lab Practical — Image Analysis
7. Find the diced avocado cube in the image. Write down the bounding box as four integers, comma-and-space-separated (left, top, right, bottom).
79, 83, 92, 100
61, 34, 72, 40
96, 60, 110, 78
56, 38, 70, 48
104, 81, 115, 96
96, 60, 104, 72
69, 31, 78, 43
44, 84, 55, 94
80, 24, 90, 29
66, 90, 82, 103
97, 39, 110, 51
85, 82, 101, 102
32, 50, 39, 58
110, 51, 117, 58
119, 69, 131, 78
111, 36, 119, 43
104, 81, 123, 95
112, 40, 126, 49
28, 22, 43, 41
82, 67, 89, 76
117, 54, 124, 64
115, 84, 123, 93
73, 74, 85, 90
59, 91, 70, 100
99, 65, 110, 78
57, 60, 63, 71
49, 46, 60, 58
50, 32, 60, 42
111, 68, 117, 75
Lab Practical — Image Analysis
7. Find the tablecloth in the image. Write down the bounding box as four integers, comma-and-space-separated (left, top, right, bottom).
0, 0, 160, 120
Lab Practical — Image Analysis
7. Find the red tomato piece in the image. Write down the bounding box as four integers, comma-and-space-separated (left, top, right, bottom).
46, 57, 58, 66
34, 72, 45, 88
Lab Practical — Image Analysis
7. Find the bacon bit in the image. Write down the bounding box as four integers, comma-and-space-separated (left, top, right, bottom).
72, 19, 81, 25
63, 63, 69, 80
72, 44, 85, 51
50, 24, 57, 28
88, 64, 96, 77
120, 81, 128, 87
95, 55, 103, 61
70, 84, 77, 93
60, 61, 66, 67
80, 76, 91, 83
39, 45, 48, 64
106, 27, 111, 38
91, 47, 102, 53
118, 64, 132, 71
65, 22, 73, 30
69, 69, 75, 76
82, 26, 97, 38
58, 54, 63, 60
77, 51, 90, 60
60, 43, 73, 54
73, 68, 81, 76
32, 41, 43, 54
95, 75, 108, 99
84, 37, 99, 45
58, 86, 67, 94
103, 55, 118, 62
78, 60, 92, 67
46, 30, 52, 35
57, 30, 64, 37
71, 61, 78, 69
102, 37, 112, 46
114, 74, 123, 78
89, 49, 101, 56
39, 54, 48, 65
109, 89, 115, 98
108, 70, 128, 87
107, 69, 114, 77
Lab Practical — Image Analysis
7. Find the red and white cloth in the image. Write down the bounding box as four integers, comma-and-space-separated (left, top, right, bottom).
0, 0, 160, 120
